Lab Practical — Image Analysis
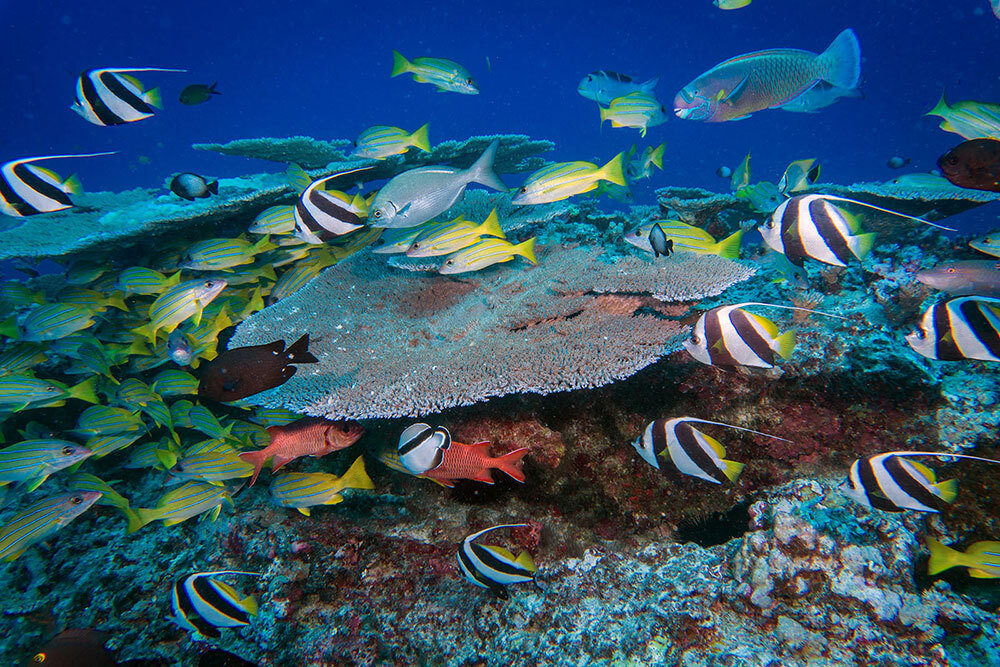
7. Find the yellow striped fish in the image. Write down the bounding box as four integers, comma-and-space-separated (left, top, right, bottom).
169, 451, 254, 485
136, 481, 234, 528
67, 472, 144, 534
0, 344, 47, 374
19, 303, 97, 342
351, 124, 431, 159
86, 431, 144, 458
0, 491, 100, 561
0, 375, 98, 411
71, 405, 145, 437
624, 221, 744, 259
248, 205, 297, 235
55, 287, 128, 313
390, 50, 478, 95
925, 93, 1000, 141
439, 237, 537, 275
599, 91, 668, 137
181, 237, 276, 271
268, 456, 374, 515
0, 439, 92, 491
512, 153, 626, 205
407, 209, 505, 258
132, 278, 227, 344
116, 266, 182, 295
268, 263, 324, 305
151, 370, 200, 396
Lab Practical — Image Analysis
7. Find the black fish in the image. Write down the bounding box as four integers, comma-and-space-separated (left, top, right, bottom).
180, 83, 221, 106
25, 629, 116, 667
938, 139, 1000, 192
170, 173, 218, 201
198, 333, 318, 401
649, 223, 673, 257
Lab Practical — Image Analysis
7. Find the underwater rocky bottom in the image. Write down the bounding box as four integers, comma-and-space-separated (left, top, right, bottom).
3, 351, 1000, 667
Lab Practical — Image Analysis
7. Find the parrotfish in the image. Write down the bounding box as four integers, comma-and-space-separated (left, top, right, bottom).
577, 70, 659, 106
458, 524, 538, 599
268, 456, 374, 515
72, 67, 185, 126
390, 50, 478, 95
915, 260, 1000, 297
778, 81, 861, 113
0, 491, 100, 561
198, 333, 318, 402
396, 423, 528, 487
674, 29, 861, 122
239, 417, 365, 486
352, 124, 431, 159
369, 139, 506, 228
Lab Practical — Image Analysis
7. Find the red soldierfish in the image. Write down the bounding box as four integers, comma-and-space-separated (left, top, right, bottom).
396, 423, 527, 487
674, 28, 861, 123
239, 417, 364, 486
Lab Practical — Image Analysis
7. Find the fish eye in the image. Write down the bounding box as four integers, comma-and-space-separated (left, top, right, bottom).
412, 243, 420, 249
70, 495, 83, 505
518, 186, 527, 194
466, 78, 474, 84
586, 75, 593, 81
445, 260, 454, 266
691, 334, 700, 344
61, 446, 73, 455
946, 268, 957, 273
636, 230, 644, 237
32, 654, 46, 663
45, 385, 56, 392
204, 281, 212, 288
946, 157, 958, 165
373, 210, 382, 218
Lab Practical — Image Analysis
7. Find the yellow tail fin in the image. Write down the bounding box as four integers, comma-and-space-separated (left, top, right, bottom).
514, 238, 537, 265
649, 143, 666, 170
69, 377, 99, 404
711, 229, 744, 259
719, 459, 745, 483
343, 456, 374, 491
62, 173, 83, 195
144, 87, 163, 109
409, 123, 431, 152
926, 537, 961, 575
935, 478, 958, 504
600, 152, 627, 187
515, 550, 538, 573
851, 232, 877, 260
478, 209, 505, 239
773, 330, 796, 360
390, 50, 411, 77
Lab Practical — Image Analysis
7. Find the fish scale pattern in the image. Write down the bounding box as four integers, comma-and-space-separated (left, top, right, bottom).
228, 246, 756, 419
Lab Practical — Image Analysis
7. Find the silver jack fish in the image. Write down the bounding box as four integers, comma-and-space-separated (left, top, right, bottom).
369, 139, 507, 229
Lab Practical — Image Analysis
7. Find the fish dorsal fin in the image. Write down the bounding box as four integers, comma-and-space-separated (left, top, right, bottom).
905, 459, 937, 484
120, 74, 145, 91
243, 594, 259, 616
212, 579, 243, 603
841, 208, 864, 234
693, 427, 726, 458
469, 441, 491, 452
286, 163, 312, 193
485, 545, 517, 562
515, 550, 538, 573
745, 312, 779, 338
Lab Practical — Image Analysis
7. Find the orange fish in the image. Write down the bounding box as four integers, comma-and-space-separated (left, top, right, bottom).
397, 423, 528, 487
239, 417, 364, 486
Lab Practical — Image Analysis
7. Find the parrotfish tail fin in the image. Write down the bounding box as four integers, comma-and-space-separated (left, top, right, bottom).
718, 458, 745, 483
818, 28, 862, 90
774, 330, 796, 360
926, 537, 961, 575
62, 173, 83, 195
343, 455, 375, 491
495, 447, 529, 483
650, 143, 666, 170
144, 87, 163, 109
285, 333, 318, 364
207, 180, 219, 195
926, 91, 949, 117
286, 163, 312, 194
468, 139, 507, 192
410, 123, 431, 152
712, 229, 744, 259
851, 232, 877, 261
479, 209, 505, 239
640, 76, 660, 92
124, 507, 145, 534
70, 377, 100, 404
935, 478, 958, 504
515, 238, 537, 265
515, 550, 538, 574
600, 152, 627, 187
390, 50, 411, 77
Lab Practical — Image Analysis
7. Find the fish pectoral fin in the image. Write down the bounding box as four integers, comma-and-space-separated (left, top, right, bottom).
297, 507, 311, 516
720, 76, 750, 105
24, 475, 49, 492
397, 202, 412, 216
727, 114, 753, 121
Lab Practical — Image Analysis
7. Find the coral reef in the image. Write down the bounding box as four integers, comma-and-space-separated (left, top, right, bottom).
228, 246, 755, 419
192, 136, 355, 170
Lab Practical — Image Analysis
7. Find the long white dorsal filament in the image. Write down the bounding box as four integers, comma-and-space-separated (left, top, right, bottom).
820, 194, 957, 232
680, 417, 792, 443
880, 450, 1000, 466
734, 301, 850, 321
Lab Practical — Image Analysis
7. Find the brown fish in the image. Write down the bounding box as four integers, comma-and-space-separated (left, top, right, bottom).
915, 260, 1000, 297
239, 417, 364, 486
938, 138, 1000, 192
198, 333, 318, 402
26, 629, 116, 667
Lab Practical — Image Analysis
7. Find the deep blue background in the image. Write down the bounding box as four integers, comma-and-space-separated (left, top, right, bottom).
1, 0, 998, 203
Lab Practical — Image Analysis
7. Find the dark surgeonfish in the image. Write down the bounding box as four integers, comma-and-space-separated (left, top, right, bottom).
179, 83, 221, 105
170, 173, 219, 201
843, 451, 1000, 512
198, 333, 318, 402
72, 67, 186, 126
906, 296, 1000, 361
1, 152, 115, 217
457, 524, 538, 599
938, 138, 1000, 192
25, 629, 116, 667
915, 260, 1000, 297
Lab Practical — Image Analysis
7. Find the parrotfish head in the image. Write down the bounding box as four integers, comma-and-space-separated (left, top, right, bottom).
673, 86, 714, 121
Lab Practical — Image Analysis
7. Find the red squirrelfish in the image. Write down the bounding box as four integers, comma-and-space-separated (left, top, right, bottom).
674, 28, 861, 123
396, 423, 528, 487
239, 417, 364, 486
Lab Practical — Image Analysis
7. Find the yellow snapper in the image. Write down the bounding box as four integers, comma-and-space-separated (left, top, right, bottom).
599, 92, 668, 137
0, 491, 101, 561
249, 205, 297, 235
624, 221, 744, 259
390, 50, 478, 95
0, 374, 98, 411
971, 230, 1000, 258
181, 237, 276, 271
0, 439, 92, 491
925, 93, 1000, 141
268, 456, 374, 516
715, 0, 751, 8
67, 472, 144, 533
351, 124, 431, 160
169, 451, 254, 486
625, 143, 666, 181
674, 29, 861, 122
439, 236, 537, 275
136, 481, 234, 528
56, 287, 127, 313
407, 209, 505, 258
116, 267, 182, 295
133, 278, 227, 344
19, 303, 97, 342
513, 153, 626, 205
926, 537, 1000, 578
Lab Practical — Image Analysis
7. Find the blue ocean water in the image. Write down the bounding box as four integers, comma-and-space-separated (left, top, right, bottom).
1, 0, 997, 197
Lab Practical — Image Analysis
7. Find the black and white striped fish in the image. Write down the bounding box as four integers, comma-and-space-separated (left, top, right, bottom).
294, 167, 372, 243
71, 67, 186, 126
684, 302, 845, 369
170, 570, 260, 638
906, 296, 1000, 362
397, 422, 451, 475
632, 417, 789, 484
1, 152, 115, 217
457, 524, 538, 599
843, 451, 1000, 513
761, 194, 955, 267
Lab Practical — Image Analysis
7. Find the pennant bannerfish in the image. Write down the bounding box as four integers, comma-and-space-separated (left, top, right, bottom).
390, 50, 478, 95
577, 70, 659, 106
72, 67, 185, 126
457, 524, 538, 599
674, 29, 861, 122
906, 296, 1000, 362
0, 152, 115, 217
294, 166, 373, 242
171, 571, 260, 638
